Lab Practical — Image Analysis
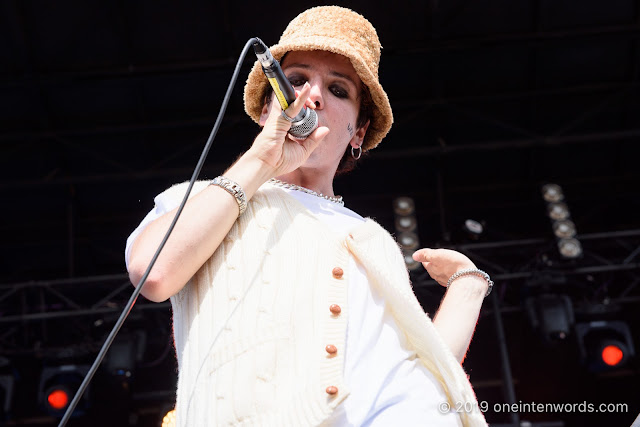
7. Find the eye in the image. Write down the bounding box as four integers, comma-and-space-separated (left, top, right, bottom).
287, 74, 307, 87
330, 85, 349, 99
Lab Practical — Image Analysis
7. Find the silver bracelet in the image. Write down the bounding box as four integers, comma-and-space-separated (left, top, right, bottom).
446, 268, 493, 297
210, 176, 247, 215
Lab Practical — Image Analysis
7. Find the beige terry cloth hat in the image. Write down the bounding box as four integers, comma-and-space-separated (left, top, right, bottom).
243, 5, 393, 151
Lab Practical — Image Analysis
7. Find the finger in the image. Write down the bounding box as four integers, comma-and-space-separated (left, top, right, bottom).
264, 100, 293, 134
412, 248, 435, 262
283, 82, 311, 119
294, 88, 316, 109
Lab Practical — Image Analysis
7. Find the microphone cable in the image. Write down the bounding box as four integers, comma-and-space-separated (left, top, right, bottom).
58, 37, 261, 426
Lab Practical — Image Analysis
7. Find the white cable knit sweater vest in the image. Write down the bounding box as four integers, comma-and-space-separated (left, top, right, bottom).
163, 181, 487, 427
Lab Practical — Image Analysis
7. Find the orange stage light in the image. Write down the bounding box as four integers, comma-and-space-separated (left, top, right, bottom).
47, 388, 69, 410
601, 344, 624, 366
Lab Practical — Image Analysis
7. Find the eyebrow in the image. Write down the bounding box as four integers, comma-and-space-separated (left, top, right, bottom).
284, 63, 358, 89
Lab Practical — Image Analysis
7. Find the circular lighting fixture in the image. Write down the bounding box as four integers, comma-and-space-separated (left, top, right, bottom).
393, 197, 415, 215
398, 232, 419, 250
542, 183, 564, 202
403, 254, 421, 271
558, 238, 582, 258
575, 320, 634, 372
553, 220, 577, 238
464, 219, 484, 235
162, 409, 176, 427
547, 202, 570, 220
395, 216, 417, 232
601, 344, 625, 367
46, 388, 70, 411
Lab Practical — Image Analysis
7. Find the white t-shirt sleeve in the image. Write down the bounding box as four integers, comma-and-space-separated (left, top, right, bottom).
124, 191, 183, 270
124, 180, 221, 270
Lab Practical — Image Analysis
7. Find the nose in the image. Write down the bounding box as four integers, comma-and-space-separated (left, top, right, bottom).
306, 80, 324, 110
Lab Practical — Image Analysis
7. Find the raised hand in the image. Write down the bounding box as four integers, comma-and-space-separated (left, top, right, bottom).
413, 248, 490, 363
412, 248, 476, 287
248, 82, 330, 178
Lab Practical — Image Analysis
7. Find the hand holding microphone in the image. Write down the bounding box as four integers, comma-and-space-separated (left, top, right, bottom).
252, 38, 318, 139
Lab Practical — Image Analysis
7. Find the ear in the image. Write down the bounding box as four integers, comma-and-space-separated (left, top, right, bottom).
259, 101, 271, 126
351, 119, 370, 148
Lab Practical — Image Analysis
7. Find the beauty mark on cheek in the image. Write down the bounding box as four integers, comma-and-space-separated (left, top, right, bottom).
347, 123, 354, 138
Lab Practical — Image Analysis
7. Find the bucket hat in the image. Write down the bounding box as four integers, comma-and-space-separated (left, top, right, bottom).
244, 6, 393, 151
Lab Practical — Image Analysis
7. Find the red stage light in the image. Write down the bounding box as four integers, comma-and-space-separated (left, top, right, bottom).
39, 365, 90, 417
47, 388, 69, 410
601, 345, 624, 366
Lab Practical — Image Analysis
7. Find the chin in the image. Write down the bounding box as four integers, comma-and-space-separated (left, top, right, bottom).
307, 144, 345, 167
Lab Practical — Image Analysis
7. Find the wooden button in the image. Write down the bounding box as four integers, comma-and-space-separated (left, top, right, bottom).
332, 267, 344, 278
325, 344, 337, 354
329, 304, 341, 315
326, 386, 338, 395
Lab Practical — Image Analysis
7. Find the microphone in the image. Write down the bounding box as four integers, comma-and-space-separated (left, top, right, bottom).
252, 38, 318, 139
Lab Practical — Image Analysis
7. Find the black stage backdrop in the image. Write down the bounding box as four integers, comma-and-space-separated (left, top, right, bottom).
1, 1, 639, 426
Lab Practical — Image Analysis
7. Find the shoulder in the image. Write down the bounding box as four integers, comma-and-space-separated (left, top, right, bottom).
349, 218, 394, 242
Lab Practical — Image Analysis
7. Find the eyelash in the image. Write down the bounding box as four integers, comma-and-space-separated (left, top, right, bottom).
287, 76, 349, 99
288, 77, 306, 87
330, 86, 348, 98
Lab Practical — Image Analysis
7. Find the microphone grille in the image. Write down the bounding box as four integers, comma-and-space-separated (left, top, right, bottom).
289, 108, 318, 139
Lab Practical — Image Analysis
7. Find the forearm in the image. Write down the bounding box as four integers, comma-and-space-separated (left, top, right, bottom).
432, 275, 488, 363
128, 152, 275, 302
128, 84, 327, 302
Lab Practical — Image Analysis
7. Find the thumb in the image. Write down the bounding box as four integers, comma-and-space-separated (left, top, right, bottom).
298, 126, 329, 154
412, 248, 434, 262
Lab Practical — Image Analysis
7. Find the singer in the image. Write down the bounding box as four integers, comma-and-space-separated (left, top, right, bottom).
126, 6, 489, 427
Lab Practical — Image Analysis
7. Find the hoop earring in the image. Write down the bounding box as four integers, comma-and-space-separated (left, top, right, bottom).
351, 145, 362, 160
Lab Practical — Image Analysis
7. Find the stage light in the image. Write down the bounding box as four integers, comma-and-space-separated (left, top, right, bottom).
463, 219, 484, 236
462, 219, 485, 241
558, 238, 582, 258
541, 183, 583, 260
524, 294, 574, 343
575, 320, 635, 372
403, 254, 421, 271
106, 339, 136, 380
547, 202, 570, 220
105, 331, 146, 385
392, 197, 421, 271
393, 197, 415, 215
601, 344, 624, 366
161, 408, 176, 427
39, 365, 90, 417
47, 388, 69, 410
552, 220, 576, 238
541, 184, 564, 202
398, 232, 419, 250
395, 216, 416, 232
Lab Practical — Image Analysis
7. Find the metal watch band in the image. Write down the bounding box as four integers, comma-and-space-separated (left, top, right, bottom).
210, 176, 247, 215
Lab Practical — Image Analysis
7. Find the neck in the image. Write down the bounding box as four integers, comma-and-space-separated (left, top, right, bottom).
276, 167, 336, 196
